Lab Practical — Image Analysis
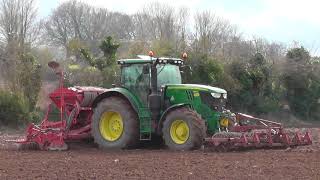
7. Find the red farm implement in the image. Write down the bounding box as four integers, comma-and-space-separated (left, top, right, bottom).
6, 61, 107, 150
205, 113, 312, 151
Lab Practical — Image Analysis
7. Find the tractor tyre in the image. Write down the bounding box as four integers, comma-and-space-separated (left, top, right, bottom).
92, 97, 139, 150
162, 107, 206, 150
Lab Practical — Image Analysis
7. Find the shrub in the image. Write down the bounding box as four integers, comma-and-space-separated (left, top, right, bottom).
0, 91, 29, 127
28, 107, 45, 124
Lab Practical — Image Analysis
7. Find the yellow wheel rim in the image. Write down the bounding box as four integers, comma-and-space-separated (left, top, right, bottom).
99, 111, 124, 141
170, 120, 190, 144
220, 118, 229, 127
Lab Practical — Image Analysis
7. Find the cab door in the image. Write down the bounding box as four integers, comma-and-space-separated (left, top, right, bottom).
121, 64, 150, 106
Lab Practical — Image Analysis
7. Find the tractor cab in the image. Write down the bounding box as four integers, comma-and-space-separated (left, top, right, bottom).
119, 57, 182, 86
117, 55, 183, 105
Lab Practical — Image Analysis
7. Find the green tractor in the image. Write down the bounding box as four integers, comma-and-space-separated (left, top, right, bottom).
9, 52, 311, 151
91, 53, 230, 150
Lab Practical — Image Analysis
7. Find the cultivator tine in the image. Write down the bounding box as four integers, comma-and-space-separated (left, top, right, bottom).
295, 132, 303, 144
205, 127, 312, 151
252, 132, 260, 147
305, 131, 312, 144
240, 134, 248, 146
17, 143, 40, 151
5, 137, 40, 150
5, 123, 68, 151
282, 133, 290, 146
292, 131, 312, 146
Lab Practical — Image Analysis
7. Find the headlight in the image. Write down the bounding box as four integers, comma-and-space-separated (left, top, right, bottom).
211, 92, 221, 98
223, 93, 227, 99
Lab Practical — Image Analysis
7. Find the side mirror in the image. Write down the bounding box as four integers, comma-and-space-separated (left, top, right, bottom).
142, 64, 150, 74
180, 65, 192, 73
180, 65, 192, 76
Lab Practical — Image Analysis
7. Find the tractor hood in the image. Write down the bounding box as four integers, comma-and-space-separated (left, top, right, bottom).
166, 84, 227, 94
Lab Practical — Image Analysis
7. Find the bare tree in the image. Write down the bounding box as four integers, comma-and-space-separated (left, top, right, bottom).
44, 0, 135, 58
0, 0, 39, 91
144, 2, 175, 41
175, 7, 189, 52
131, 2, 177, 42
194, 11, 214, 54
44, 1, 83, 49
193, 10, 240, 55
132, 11, 155, 41
0, 0, 38, 48
84, 8, 109, 41
107, 12, 134, 40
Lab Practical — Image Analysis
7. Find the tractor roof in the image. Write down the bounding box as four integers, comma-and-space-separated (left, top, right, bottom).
117, 55, 184, 65
117, 58, 153, 64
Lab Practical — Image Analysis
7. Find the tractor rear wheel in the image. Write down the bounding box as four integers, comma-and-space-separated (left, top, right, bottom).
162, 107, 206, 150
92, 97, 139, 149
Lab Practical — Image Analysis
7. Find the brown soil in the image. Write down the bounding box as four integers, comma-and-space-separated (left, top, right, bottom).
0, 128, 319, 180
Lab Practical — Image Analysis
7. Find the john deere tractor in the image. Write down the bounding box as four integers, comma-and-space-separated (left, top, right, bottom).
91, 53, 229, 150
9, 52, 311, 151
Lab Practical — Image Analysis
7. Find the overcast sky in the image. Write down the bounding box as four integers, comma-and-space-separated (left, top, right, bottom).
37, 0, 320, 55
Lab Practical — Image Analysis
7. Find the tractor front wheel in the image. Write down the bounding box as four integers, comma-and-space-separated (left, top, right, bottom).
92, 97, 139, 150
162, 107, 206, 150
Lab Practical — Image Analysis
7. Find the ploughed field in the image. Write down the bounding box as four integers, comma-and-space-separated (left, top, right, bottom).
0, 128, 319, 180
